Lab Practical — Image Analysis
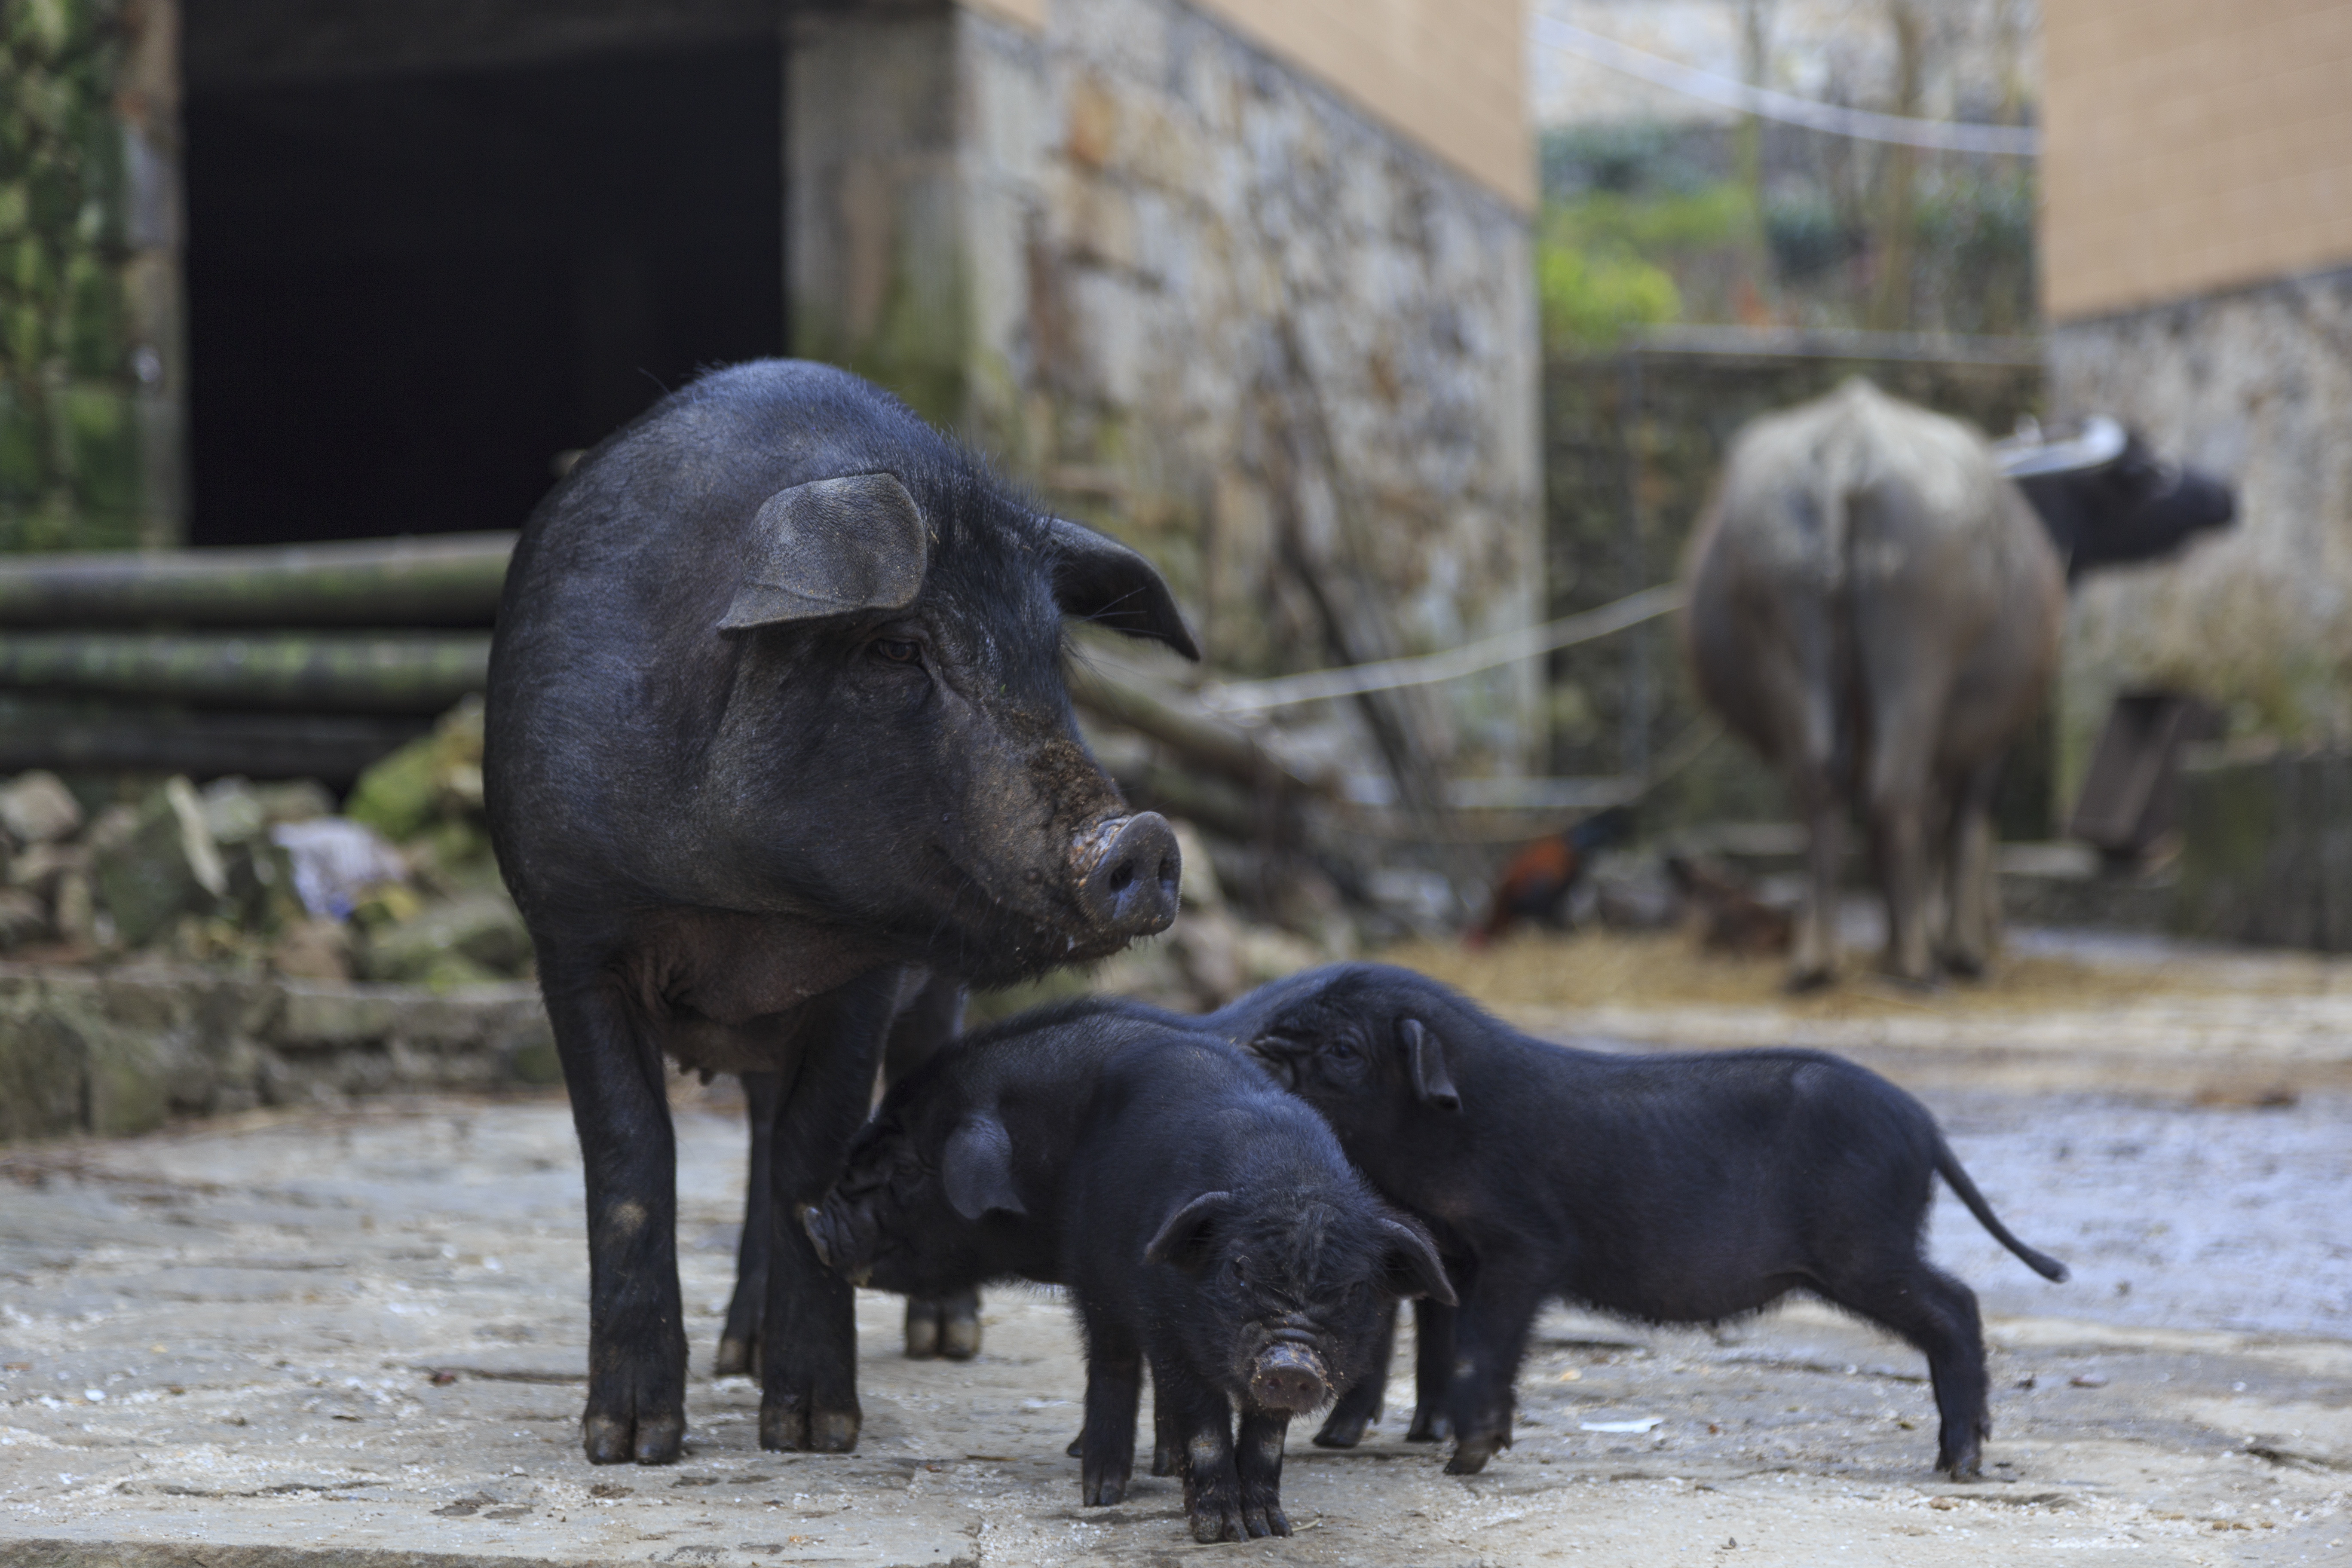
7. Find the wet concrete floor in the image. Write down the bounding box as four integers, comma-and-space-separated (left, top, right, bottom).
3, 949, 2349, 1566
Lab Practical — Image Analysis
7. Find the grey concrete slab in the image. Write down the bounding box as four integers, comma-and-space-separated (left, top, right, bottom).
3, 1091, 2349, 1566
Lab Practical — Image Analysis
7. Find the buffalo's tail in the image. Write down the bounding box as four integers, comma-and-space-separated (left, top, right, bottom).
1935, 1141, 2069, 1281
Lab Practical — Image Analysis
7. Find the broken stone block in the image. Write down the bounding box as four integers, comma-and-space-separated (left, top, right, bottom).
92, 777, 230, 951
360, 889, 533, 984
0, 770, 83, 846
269, 917, 355, 982
52, 870, 95, 946
0, 887, 46, 949
7, 841, 87, 898
347, 696, 486, 842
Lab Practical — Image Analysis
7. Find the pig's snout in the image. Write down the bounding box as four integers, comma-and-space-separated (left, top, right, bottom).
1076, 812, 1181, 937
1248, 1341, 1330, 1414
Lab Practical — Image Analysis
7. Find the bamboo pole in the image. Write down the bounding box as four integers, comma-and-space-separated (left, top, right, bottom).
0, 633, 490, 713
0, 533, 517, 628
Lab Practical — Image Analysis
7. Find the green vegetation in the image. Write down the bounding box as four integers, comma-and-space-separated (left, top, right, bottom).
0, 0, 144, 552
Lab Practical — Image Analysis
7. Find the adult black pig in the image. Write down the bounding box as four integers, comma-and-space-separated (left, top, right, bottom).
1232, 963, 2067, 1480
801, 1002, 1454, 1543
484, 360, 1197, 1466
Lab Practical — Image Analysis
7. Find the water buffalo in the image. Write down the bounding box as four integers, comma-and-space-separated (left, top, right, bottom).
1995, 415, 2235, 582
1682, 379, 2065, 987
484, 360, 1195, 1464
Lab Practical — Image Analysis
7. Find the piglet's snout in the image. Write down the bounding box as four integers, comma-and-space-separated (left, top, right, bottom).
1248, 1341, 1330, 1414
1074, 812, 1181, 937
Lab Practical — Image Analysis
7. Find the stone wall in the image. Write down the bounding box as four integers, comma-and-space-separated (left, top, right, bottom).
0, 964, 556, 1143
2051, 266, 2352, 802
0, 0, 181, 553
792, 0, 1544, 774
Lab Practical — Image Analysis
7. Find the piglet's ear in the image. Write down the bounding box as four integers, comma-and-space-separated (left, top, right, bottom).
941, 1115, 1023, 1220
1143, 1190, 1234, 1273
1244, 1035, 1300, 1090
720, 472, 929, 631
1397, 1018, 1461, 1112
1376, 1215, 1457, 1307
1043, 515, 1201, 660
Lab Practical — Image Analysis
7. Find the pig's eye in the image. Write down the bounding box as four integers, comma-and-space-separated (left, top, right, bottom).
870, 638, 922, 666
1325, 1040, 1357, 1064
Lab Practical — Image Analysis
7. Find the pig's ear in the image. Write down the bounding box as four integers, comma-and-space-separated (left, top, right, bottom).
1376, 1216, 1457, 1306
1397, 1018, 1461, 1112
1042, 515, 1201, 660
941, 1115, 1023, 1220
720, 472, 930, 631
1143, 1190, 1234, 1273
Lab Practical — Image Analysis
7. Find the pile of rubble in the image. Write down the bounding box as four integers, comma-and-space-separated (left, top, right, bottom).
0, 699, 530, 992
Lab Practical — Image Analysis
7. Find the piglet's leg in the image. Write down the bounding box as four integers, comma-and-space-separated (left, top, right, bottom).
1151, 1371, 1181, 1476
1407, 1296, 1457, 1442
715, 1072, 783, 1377
1155, 1361, 1245, 1543
1443, 1274, 1544, 1475
1313, 1302, 1391, 1448
1823, 1263, 1990, 1478
1078, 1321, 1142, 1507
1234, 1407, 1293, 1537
758, 970, 900, 1454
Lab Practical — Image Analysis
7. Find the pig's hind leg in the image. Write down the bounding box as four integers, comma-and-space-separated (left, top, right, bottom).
545, 978, 687, 1465
756, 971, 903, 1454
1078, 1323, 1143, 1507
1443, 1273, 1544, 1474
715, 1072, 783, 1377
1819, 1259, 1990, 1478
1312, 1301, 1394, 1447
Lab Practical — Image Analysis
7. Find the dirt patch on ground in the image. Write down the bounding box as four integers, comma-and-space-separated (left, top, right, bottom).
1381, 926, 2350, 1021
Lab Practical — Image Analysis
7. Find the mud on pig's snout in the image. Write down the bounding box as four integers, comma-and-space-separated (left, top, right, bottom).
1075, 812, 1181, 938
1248, 1340, 1330, 1414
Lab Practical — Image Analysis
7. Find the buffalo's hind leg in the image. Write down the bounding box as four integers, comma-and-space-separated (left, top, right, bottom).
1824, 1262, 1991, 1478
757, 970, 903, 1454
715, 1071, 783, 1377
545, 973, 686, 1465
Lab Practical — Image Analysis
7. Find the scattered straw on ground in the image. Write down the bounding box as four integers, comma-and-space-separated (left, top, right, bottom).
1377, 927, 2346, 1021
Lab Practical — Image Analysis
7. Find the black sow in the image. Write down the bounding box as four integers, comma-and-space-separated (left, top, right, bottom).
1237, 963, 2067, 1479
484, 361, 1195, 1464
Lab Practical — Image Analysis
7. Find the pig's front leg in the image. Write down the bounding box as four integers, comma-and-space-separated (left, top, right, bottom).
1312, 1301, 1392, 1448
1234, 1406, 1293, 1537
1442, 1273, 1543, 1475
757, 971, 900, 1453
1155, 1361, 1245, 1543
546, 976, 685, 1465
715, 1071, 783, 1377
1077, 1319, 1142, 1506
1407, 1295, 1457, 1442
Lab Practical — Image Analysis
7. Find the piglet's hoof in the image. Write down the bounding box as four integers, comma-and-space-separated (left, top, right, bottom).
1311, 1413, 1367, 1449
760, 1400, 861, 1453
938, 1300, 982, 1360
1444, 1433, 1504, 1475
584, 1409, 683, 1466
903, 1299, 941, 1360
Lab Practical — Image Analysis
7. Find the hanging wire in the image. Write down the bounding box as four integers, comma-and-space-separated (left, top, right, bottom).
1533, 15, 2040, 156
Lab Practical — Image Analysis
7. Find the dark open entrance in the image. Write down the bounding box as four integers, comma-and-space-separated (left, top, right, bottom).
185, 41, 785, 547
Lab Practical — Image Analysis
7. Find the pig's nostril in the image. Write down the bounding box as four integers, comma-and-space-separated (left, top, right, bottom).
1075, 812, 1182, 938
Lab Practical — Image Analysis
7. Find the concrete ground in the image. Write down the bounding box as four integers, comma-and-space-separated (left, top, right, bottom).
4, 935, 2350, 1566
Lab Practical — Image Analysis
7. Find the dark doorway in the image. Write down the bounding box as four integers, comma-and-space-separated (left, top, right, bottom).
185, 45, 784, 547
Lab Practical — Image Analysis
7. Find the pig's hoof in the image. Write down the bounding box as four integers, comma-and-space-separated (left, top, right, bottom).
1189, 1503, 1246, 1544
1311, 1415, 1366, 1449
1240, 1498, 1291, 1538
903, 1300, 941, 1360
583, 1410, 683, 1466
712, 1335, 755, 1378
1404, 1408, 1450, 1442
1444, 1435, 1502, 1475
1081, 1475, 1127, 1507
939, 1311, 981, 1361
1938, 1445, 1984, 1480
758, 1400, 861, 1453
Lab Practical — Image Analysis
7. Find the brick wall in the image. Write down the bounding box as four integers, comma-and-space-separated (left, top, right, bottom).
2044, 0, 2352, 319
